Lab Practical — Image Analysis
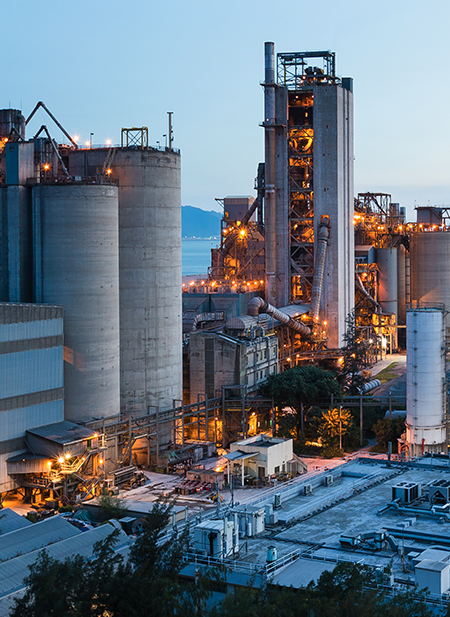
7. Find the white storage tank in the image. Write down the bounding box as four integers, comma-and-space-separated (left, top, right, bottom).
406, 307, 446, 455
69, 147, 182, 415
32, 184, 120, 422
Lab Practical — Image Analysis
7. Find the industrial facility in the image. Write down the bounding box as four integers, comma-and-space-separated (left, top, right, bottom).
0, 38, 450, 513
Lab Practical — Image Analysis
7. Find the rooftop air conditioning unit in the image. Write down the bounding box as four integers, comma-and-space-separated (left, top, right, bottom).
304, 484, 313, 496
274, 493, 281, 510
392, 481, 421, 504
324, 474, 333, 486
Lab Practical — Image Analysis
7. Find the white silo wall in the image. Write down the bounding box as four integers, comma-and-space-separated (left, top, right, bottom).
406, 308, 446, 454
68, 148, 182, 414
32, 184, 120, 422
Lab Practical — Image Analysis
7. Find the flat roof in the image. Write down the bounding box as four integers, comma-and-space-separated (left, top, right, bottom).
271, 557, 335, 588
226, 458, 450, 588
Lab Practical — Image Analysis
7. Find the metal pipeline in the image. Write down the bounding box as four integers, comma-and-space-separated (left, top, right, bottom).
247, 297, 311, 338
264, 42, 277, 305
355, 273, 382, 311
309, 217, 330, 322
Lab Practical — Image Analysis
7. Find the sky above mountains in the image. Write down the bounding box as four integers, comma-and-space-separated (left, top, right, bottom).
4, 0, 450, 219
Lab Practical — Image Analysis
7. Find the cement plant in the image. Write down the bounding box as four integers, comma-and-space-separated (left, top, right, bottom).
1, 42, 450, 614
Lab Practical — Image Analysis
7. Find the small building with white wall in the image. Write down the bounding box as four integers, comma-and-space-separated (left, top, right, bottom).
224, 434, 305, 484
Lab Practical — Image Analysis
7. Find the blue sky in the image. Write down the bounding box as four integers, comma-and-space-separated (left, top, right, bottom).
4, 0, 450, 217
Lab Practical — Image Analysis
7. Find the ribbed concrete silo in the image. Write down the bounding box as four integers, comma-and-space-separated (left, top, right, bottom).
406, 306, 446, 455
32, 184, 120, 422
410, 231, 450, 332
68, 148, 182, 415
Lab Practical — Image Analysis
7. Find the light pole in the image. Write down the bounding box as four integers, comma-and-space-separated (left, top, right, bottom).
339, 405, 343, 451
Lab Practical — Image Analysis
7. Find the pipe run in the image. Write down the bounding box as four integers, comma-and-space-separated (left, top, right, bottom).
247, 297, 311, 338
355, 273, 382, 311
310, 216, 330, 322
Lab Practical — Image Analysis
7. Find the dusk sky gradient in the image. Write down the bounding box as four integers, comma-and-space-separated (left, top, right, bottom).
4, 0, 450, 218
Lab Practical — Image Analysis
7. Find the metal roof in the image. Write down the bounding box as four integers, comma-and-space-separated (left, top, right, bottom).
0, 515, 80, 563
0, 509, 32, 536
26, 421, 96, 445
223, 450, 258, 462
0, 523, 130, 599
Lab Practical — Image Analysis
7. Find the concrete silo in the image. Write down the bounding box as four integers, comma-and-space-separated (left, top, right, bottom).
32, 184, 120, 422
410, 231, 450, 327
406, 306, 446, 455
69, 147, 182, 414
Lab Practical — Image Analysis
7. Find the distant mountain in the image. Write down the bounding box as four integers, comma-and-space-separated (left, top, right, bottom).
182, 205, 221, 238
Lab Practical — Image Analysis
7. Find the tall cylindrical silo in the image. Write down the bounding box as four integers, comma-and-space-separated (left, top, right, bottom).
406, 307, 446, 455
397, 244, 406, 348
397, 244, 406, 324
410, 231, 450, 333
377, 247, 398, 348
32, 183, 120, 422
68, 148, 182, 415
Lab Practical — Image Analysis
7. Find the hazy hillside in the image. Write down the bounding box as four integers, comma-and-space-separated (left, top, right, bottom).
182, 205, 221, 238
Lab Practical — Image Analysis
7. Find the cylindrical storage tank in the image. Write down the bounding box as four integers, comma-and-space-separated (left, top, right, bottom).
68, 148, 182, 415
377, 247, 398, 348
410, 231, 450, 333
267, 545, 277, 562
397, 244, 407, 348
0, 109, 25, 140
406, 307, 446, 455
397, 244, 406, 325
390, 202, 400, 217
32, 184, 120, 422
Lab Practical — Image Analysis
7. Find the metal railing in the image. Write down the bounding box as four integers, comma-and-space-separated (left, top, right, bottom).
76, 143, 180, 154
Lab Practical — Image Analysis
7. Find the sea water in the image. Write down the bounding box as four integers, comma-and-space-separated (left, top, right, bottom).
182, 238, 219, 276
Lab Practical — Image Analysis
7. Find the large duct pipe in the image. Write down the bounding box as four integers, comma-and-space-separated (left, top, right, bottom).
247, 296, 311, 338
310, 216, 330, 322
264, 42, 277, 305
355, 273, 382, 311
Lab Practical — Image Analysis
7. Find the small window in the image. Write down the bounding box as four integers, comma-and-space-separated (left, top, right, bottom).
274, 466, 280, 474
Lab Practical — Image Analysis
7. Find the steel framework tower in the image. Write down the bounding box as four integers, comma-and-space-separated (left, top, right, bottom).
263, 43, 354, 348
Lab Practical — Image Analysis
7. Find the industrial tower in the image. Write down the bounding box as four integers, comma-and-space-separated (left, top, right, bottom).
263, 43, 354, 349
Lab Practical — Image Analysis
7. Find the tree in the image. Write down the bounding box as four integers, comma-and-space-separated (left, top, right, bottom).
11, 502, 211, 617
319, 407, 353, 455
97, 490, 126, 521
259, 365, 340, 440
373, 416, 405, 452
211, 562, 434, 617
339, 310, 367, 395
